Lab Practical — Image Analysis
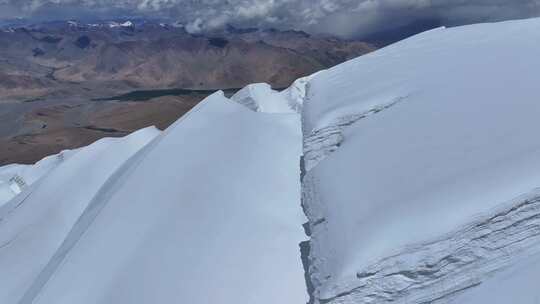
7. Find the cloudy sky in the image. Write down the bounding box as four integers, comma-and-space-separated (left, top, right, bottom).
1, 0, 540, 37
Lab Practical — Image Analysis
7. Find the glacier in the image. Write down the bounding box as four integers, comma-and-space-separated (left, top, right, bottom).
2, 17, 540, 304
301, 18, 540, 303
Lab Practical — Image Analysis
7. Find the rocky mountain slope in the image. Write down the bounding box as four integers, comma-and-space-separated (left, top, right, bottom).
2, 17, 540, 304
0, 20, 374, 102
0, 20, 374, 166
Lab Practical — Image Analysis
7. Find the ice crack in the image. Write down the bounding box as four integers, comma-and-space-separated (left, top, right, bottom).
303, 96, 407, 172
313, 193, 540, 304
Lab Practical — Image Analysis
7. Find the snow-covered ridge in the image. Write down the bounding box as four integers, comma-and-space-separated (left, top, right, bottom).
0, 155, 66, 208
0, 131, 156, 208
230, 76, 317, 114
0, 127, 160, 304
301, 17, 540, 303
231, 83, 296, 113
0, 88, 306, 303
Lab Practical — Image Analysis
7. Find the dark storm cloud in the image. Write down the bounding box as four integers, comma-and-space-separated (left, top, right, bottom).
1, 0, 540, 37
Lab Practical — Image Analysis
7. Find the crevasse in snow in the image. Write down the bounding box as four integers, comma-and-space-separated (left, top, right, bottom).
300, 18, 540, 303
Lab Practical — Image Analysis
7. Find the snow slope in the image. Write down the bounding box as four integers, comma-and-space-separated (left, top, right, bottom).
451, 253, 540, 304
0, 127, 160, 303
301, 18, 540, 303
0, 152, 72, 207
0, 91, 306, 304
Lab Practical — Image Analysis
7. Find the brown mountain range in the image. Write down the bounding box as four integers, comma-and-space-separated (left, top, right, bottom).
0, 22, 374, 102
0, 21, 376, 165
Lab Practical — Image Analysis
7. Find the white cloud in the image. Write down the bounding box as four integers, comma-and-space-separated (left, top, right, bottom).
185, 17, 203, 33
3, 0, 540, 37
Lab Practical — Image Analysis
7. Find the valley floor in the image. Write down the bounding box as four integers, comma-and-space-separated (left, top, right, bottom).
0, 93, 204, 166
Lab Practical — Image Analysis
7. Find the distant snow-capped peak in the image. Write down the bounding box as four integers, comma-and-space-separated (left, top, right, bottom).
108, 21, 133, 28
